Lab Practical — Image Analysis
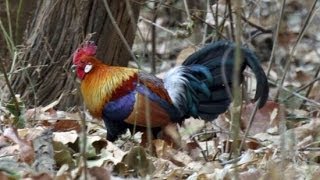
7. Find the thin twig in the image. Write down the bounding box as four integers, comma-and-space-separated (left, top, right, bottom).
282, 77, 320, 101
230, 0, 242, 161
208, 1, 219, 40
220, 156, 242, 166
0, 59, 20, 117
22, 64, 38, 107
124, 0, 151, 143
266, 0, 286, 77
190, 129, 230, 140
140, 17, 176, 36
140, 16, 195, 46
151, 1, 159, 74
124, 0, 149, 68
0, 65, 49, 77
278, 103, 287, 175
299, 64, 320, 109
183, 0, 191, 21
201, 0, 209, 46
274, 0, 318, 100
145, 96, 153, 153
102, 0, 140, 68
0, 20, 15, 56
214, 1, 219, 37
268, 80, 320, 107
226, 0, 235, 41
239, 99, 260, 151
5, 0, 13, 40
191, 135, 210, 162
298, 140, 320, 151
240, 16, 272, 33
298, 147, 320, 152
14, 0, 23, 43
78, 106, 88, 179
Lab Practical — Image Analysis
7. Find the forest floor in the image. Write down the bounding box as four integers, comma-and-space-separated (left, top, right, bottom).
1, 0, 320, 179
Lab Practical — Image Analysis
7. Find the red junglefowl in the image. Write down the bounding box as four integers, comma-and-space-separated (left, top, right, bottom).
72, 41, 269, 141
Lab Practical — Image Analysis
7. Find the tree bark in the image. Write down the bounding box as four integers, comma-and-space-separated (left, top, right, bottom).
11, 0, 141, 109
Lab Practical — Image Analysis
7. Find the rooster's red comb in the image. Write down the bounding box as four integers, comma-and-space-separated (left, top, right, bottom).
73, 41, 97, 64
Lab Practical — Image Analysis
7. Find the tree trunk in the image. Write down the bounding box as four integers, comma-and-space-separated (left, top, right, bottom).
11, 0, 141, 109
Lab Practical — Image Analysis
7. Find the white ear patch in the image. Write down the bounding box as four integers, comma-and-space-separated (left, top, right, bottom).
84, 64, 93, 73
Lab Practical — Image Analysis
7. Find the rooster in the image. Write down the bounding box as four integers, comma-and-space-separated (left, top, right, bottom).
72, 41, 269, 141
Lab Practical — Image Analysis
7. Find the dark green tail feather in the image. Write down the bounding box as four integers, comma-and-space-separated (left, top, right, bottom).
180, 40, 269, 120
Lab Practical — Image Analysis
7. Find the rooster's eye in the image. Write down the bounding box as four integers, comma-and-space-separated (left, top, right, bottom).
84, 64, 93, 73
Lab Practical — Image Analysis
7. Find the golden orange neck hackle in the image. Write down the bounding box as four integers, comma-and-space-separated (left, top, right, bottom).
80, 57, 138, 117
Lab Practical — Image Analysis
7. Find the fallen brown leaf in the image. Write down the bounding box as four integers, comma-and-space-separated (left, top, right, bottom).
152, 139, 172, 159
23, 172, 53, 180
121, 146, 155, 177
176, 46, 197, 65
52, 120, 81, 132
0, 135, 10, 148
3, 127, 35, 164
88, 166, 111, 180
0, 171, 9, 180
52, 141, 75, 168
239, 168, 262, 180
53, 130, 78, 144
241, 101, 280, 136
